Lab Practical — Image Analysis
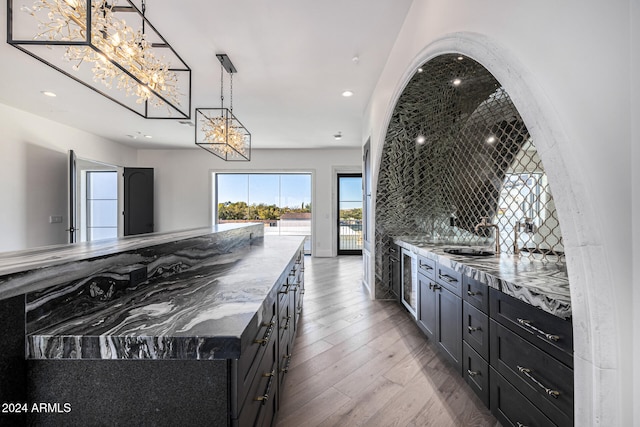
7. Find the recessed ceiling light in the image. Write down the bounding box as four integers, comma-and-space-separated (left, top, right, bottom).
417, 68, 424, 73
334, 131, 343, 140
41, 91, 57, 97
452, 78, 462, 86
126, 134, 138, 139
144, 135, 153, 139
416, 135, 426, 145
352, 55, 360, 64
457, 56, 464, 61
486, 135, 496, 143
342, 90, 354, 97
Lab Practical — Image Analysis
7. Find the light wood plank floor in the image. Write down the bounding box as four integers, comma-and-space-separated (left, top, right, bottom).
276, 256, 500, 427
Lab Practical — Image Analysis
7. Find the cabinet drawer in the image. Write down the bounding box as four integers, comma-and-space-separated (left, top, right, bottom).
463, 301, 489, 361
490, 320, 573, 426
417, 255, 436, 279
490, 367, 557, 427
490, 288, 573, 367
435, 263, 462, 297
238, 341, 278, 427
463, 342, 489, 407
237, 297, 278, 408
463, 276, 489, 314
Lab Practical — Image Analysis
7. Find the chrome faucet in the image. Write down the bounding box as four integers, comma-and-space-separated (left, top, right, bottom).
474, 217, 500, 254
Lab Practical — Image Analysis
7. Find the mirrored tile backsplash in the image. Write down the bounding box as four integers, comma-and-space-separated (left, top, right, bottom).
375, 54, 564, 298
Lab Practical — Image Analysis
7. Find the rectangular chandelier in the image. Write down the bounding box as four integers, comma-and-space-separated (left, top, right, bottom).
7, 0, 191, 119
195, 107, 251, 161
195, 54, 251, 161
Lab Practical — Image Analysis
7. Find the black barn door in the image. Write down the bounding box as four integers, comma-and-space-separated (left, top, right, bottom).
124, 168, 154, 236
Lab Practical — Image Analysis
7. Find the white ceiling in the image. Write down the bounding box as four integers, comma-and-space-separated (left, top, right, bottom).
0, 0, 413, 150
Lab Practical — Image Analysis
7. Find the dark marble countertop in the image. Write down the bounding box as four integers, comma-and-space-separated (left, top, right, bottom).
27, 236, 305, 360
0, 224, 257, 278
0, 224, 262, 301
394, 237, 570, 319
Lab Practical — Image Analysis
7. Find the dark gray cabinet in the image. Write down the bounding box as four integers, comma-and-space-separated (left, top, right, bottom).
418, 273, 437, 340
489, 288, 573, 427
406, 246, 574, 426
462, 276, 490, 406
436, 284, 462, 373
417, 260, 462, 373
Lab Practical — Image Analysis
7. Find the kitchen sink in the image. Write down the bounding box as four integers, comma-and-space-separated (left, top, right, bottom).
443, 247, 495, 257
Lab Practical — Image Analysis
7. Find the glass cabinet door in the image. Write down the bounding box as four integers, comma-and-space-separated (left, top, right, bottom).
401, 248, 417, 318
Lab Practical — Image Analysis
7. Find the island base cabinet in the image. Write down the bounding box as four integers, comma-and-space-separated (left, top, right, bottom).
27, 359, 229, 427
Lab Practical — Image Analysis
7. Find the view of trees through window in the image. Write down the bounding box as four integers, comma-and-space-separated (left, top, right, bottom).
215, 173, 312, 253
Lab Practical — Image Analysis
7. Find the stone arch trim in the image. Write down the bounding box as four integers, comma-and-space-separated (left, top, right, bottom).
370, 31, 618, 426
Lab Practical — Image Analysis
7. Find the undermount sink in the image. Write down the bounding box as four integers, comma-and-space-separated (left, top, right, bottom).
443, 247, 495, 257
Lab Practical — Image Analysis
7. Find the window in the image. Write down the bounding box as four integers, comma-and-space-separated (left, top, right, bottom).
215, 173, 312, 254
85, 171, 118, 241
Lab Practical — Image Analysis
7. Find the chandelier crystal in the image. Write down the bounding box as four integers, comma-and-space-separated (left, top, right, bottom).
8, 0, 191, 119
195, 54, 251, 161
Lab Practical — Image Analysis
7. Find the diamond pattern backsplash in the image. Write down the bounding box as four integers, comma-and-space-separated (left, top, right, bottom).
375, 54, 564, 299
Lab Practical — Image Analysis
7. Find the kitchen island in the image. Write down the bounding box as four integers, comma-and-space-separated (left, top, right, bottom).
0, 224, 305, 426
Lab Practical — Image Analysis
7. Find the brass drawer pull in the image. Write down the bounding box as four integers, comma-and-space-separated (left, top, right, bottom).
282, 315, 291, 330
467, 290, 477, 296
517, 366, 561, 398
280, 354, 292, 373
254, 320, 275, 346
262, 369, 275, 378
255, 374, 275, 405
467, 369, 479, 377
428, 283, 440, 291
467, 326, 479, 332
517, 318, 560, 342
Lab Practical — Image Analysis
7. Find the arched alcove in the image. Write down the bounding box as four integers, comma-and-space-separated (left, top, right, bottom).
370, 33, 619, 426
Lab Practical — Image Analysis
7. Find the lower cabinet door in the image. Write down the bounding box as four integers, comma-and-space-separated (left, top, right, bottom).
490, 367, 557, 427
463, 341, 489, 407
418, 274, 436, 341
436, 286, 462, 373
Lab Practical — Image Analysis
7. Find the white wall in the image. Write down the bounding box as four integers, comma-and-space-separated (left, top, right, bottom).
364, 0, 634, 425
136, 148, 361, 257
0, 103, 138, 253
631, 0, 640, 425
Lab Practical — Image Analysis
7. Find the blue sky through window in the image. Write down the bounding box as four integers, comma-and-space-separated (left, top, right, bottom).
217, 173, 311, 209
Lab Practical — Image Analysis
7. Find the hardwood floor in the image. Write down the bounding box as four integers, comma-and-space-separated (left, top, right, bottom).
276, 256, 499, 427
